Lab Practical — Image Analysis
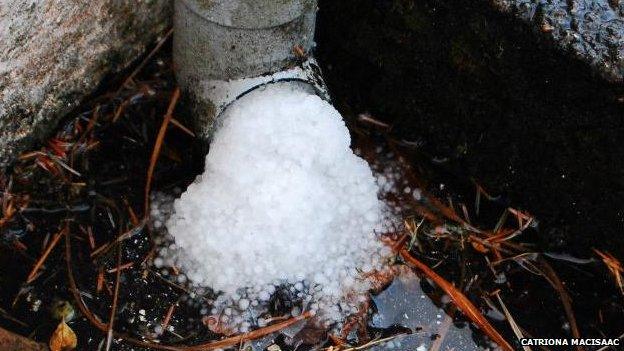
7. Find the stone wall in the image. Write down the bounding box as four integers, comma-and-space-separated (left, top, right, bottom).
0, 0, 172, 168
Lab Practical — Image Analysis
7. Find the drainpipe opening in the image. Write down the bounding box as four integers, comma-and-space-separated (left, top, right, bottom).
173, 0, 326, 139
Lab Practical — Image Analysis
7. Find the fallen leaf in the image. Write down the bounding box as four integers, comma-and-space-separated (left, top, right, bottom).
49, 319, 77, 351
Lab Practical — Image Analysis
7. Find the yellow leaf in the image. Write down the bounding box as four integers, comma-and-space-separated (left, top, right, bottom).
49, 319, 77, 351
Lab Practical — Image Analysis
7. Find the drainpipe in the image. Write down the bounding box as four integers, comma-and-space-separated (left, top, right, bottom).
173, 0, 327, 139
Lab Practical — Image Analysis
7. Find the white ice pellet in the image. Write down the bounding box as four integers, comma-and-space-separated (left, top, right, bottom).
412, 188, 422, 201
154, 325, 163, 335
238, 299, 250, 310
152, 84, 397, 331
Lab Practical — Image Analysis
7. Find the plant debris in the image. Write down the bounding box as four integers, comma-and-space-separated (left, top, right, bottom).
0, 34, 622, 351
49, 319, 77, 351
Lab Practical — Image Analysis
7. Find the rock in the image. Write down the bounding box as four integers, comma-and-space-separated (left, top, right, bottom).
492, 0, 624, 83
0, 0, 172, 169
317, 0, 624, 257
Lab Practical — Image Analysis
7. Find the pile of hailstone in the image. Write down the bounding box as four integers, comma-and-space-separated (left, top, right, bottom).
151, 83, 394, 333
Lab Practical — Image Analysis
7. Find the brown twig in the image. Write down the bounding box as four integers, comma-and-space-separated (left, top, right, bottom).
90, 220, 146, 259
161, 303, 176, 333
185, 311, 311, 351
492, 291, 530, 351
26, 226, 68, 283
325, 333, 408, 351
112, 99, 130, 123
125, 199, 140, 226
106, 262, 134, 274
105, 241, 123, 351
593, 249, 623, 295
116, 28, 173, 94
536, 258, 583, 351
171, 118, 196, 138
145, 87, 181, 216
0, 307, 28, 328
65, 228, 108, 332
96, 268, 105, 293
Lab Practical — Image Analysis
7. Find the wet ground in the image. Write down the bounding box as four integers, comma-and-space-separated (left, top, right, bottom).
1, 14, 624, 351
317, 0, 624, 260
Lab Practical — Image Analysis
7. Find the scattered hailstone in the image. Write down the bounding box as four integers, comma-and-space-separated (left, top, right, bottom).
152, 83, 397, 332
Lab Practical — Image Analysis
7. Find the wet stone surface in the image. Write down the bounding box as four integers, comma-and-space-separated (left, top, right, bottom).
494, 0, 624, 82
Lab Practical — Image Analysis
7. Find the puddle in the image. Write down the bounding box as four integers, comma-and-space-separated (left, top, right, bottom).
369, 267, 482, 351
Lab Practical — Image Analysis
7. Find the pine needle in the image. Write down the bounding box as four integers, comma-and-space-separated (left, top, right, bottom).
494, 291, 531, 351
26, 225, 68, 283
144, 87, 181, 216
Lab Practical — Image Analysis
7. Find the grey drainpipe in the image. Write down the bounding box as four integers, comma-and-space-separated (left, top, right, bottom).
173, 0, 327, 139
